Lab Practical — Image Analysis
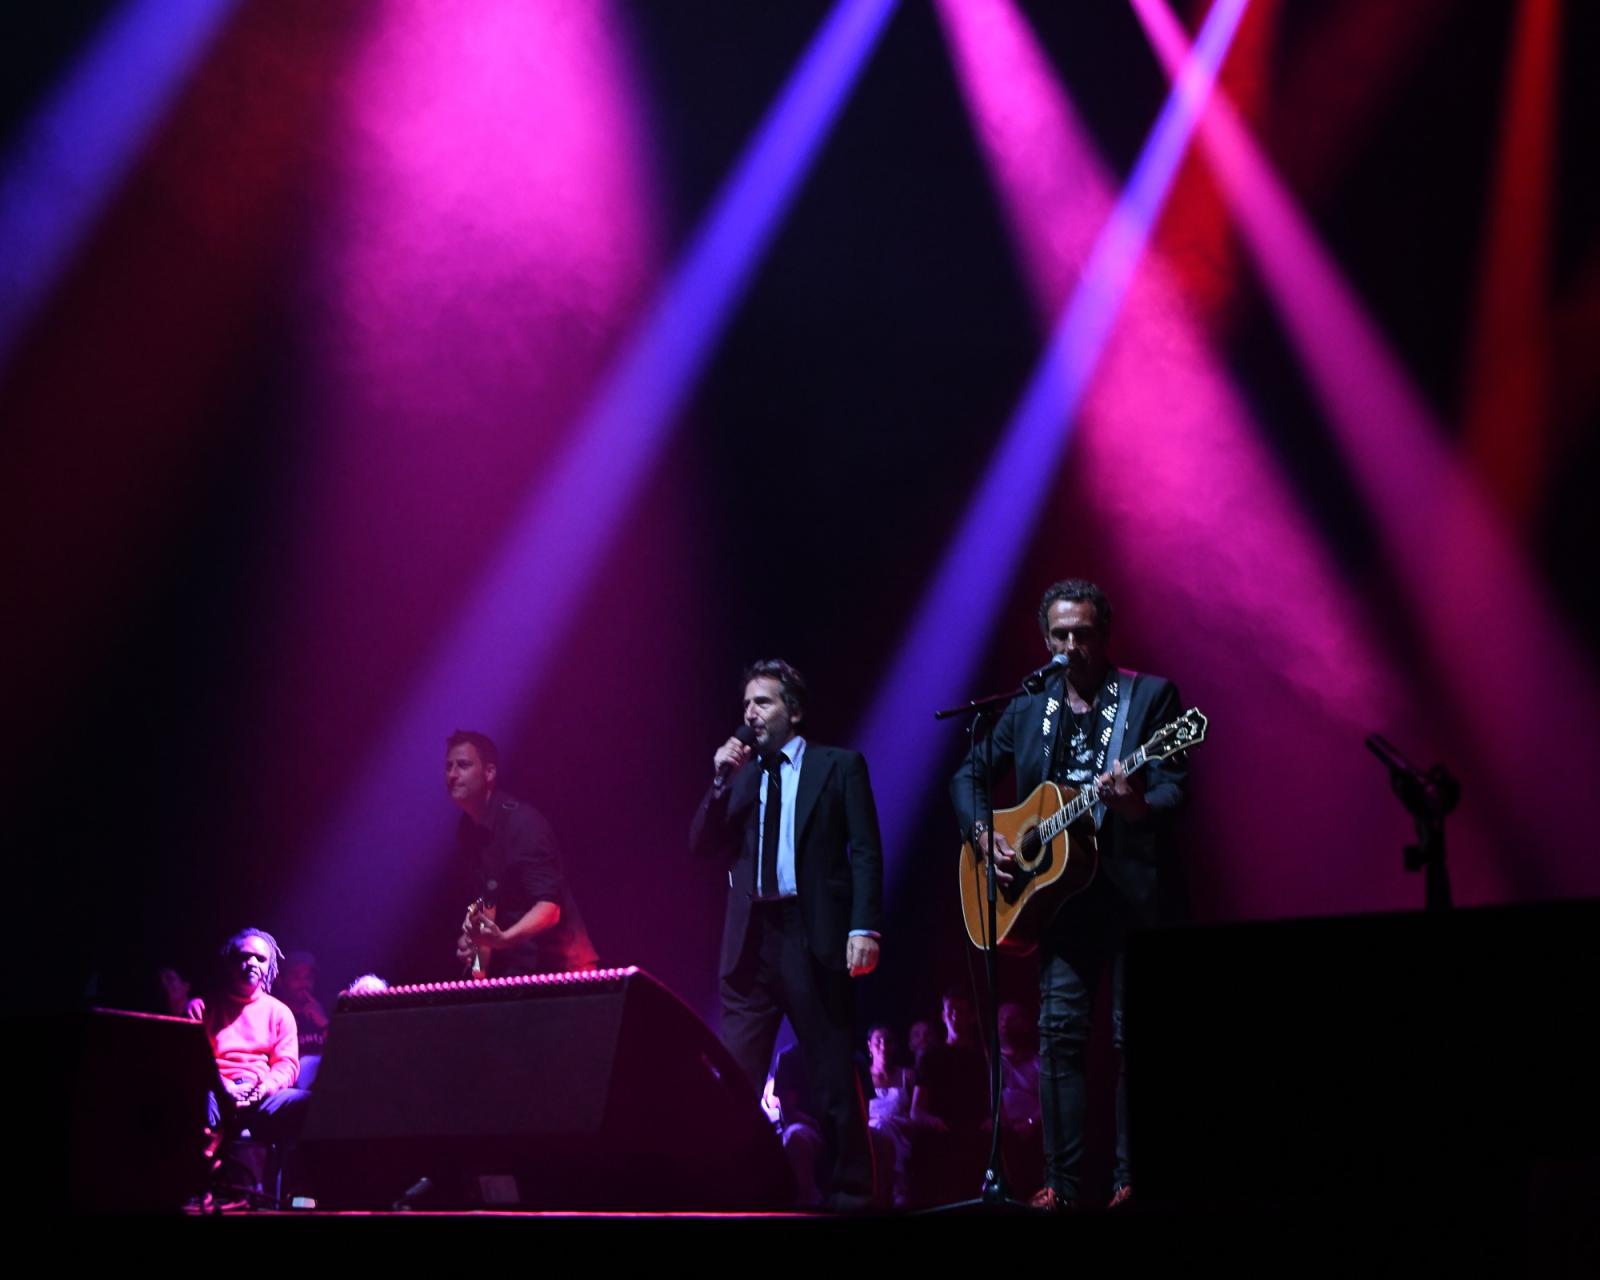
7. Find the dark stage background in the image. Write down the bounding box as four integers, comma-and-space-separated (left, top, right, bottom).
5, 0, 1597, 1060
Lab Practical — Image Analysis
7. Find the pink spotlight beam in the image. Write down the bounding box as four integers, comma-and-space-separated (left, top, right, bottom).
855, 0, 1249, 865
283, 0, 901, 939
1132, 0, 1600, 887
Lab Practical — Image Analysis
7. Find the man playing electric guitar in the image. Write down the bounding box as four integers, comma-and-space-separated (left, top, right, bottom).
949, 579, 1189, 1211
446, 730, 599, 977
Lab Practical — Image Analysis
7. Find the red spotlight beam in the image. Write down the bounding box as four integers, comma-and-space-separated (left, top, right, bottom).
1134, 0, 1600, 893
1268, 0, 1457, 207
1153, 0, 1280, 326
1462, 0, 1562, 524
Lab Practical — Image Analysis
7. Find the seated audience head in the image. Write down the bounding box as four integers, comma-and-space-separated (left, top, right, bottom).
156, 966, 191, 1016
867, 1024, 900, 1072
942, 985, 978, 1046
278, 951, 317, 1003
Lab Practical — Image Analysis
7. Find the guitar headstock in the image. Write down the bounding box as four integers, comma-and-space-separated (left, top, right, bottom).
1145, 707, 1208, 761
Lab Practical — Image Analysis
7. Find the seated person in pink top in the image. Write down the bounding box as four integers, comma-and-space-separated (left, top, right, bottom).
188, 928, 310, 1140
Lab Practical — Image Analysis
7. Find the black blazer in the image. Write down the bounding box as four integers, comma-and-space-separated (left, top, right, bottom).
691, 742, 885, 977
950, 670, 1189, 925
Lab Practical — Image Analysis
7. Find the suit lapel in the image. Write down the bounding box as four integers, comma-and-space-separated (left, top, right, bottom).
793, 743, 833, 849
733, 764, 762, 833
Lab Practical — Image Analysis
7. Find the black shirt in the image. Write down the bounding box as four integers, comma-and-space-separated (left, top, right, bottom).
457, 791, 599, 975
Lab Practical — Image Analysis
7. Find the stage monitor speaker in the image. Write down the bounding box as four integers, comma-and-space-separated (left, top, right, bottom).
1126, 899, 1600, 1216
66, 1009, 215, 1212
299, 966, 793, 1210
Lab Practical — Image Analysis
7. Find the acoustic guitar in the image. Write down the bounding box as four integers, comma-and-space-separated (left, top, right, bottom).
958, 708, 1207, 953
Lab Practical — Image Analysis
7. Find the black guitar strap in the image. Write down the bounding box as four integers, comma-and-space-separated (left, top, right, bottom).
1094, 669, 1137, 830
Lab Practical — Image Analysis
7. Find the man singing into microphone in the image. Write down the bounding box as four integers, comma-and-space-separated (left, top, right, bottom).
690, 659, 884, 1210
950, 580, 1189, 1211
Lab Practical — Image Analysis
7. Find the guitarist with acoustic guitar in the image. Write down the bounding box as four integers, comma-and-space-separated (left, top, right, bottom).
949, 579, 1197, 1213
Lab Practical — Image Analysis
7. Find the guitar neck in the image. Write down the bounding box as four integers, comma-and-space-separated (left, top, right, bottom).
1037, 744, 1150, 844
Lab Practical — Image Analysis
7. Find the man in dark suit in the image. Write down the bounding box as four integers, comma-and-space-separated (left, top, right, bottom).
690, 659, 884, 1209
951, 580, 1189, 1211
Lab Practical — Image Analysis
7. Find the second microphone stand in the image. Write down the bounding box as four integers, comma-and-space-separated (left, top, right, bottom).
928, 670, 1054, 1211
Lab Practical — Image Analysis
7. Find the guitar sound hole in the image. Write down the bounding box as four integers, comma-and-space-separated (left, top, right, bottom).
1018, 828, 1048, 872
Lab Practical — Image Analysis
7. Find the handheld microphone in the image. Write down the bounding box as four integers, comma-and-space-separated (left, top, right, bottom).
715, 723, 761, 784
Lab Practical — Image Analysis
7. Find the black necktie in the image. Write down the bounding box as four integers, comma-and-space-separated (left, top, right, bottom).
760, 753, 783, 898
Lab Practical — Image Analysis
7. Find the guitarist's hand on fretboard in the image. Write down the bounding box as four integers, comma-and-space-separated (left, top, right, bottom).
1094, 761, 1150, 820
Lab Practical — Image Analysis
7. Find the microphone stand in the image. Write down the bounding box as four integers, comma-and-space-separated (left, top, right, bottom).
1365, 734, 1459, 911
927, 673, 1052, 1211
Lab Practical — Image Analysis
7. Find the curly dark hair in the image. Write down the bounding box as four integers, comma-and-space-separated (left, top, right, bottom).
1037, 578, 1111, 640
742, 658, 809, 721
222, 927, 284, 993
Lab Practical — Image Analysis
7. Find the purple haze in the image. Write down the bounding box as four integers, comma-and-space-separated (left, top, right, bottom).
0, 0, 238, 368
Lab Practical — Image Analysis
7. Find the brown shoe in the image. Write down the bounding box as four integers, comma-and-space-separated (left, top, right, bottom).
1108, 1183, 1133, 1209
1029, 1186, 1075, 1213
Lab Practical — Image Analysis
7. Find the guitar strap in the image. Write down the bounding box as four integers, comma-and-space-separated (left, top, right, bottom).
1094, 669, 1137, 830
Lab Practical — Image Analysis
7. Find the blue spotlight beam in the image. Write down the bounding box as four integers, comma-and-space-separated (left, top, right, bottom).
281, 0, 900, 944
0, 0, 238, 370
856, 0, 1249, 866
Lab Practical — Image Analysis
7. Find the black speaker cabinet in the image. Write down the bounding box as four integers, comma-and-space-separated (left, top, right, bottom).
299, 966, 792, 1210
1126, 899, 1599, 1217
66, 1009, 216, 1212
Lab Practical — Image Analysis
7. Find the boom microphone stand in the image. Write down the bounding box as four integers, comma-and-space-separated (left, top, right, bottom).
1365, 733, 1459, 911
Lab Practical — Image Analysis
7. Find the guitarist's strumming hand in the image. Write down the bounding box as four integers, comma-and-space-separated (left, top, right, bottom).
1095, 760, 1150, 820
459, 899, 497, 973
468, 914, 508, 945
457, 903, 480, 965
974, 824, 1019, 886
